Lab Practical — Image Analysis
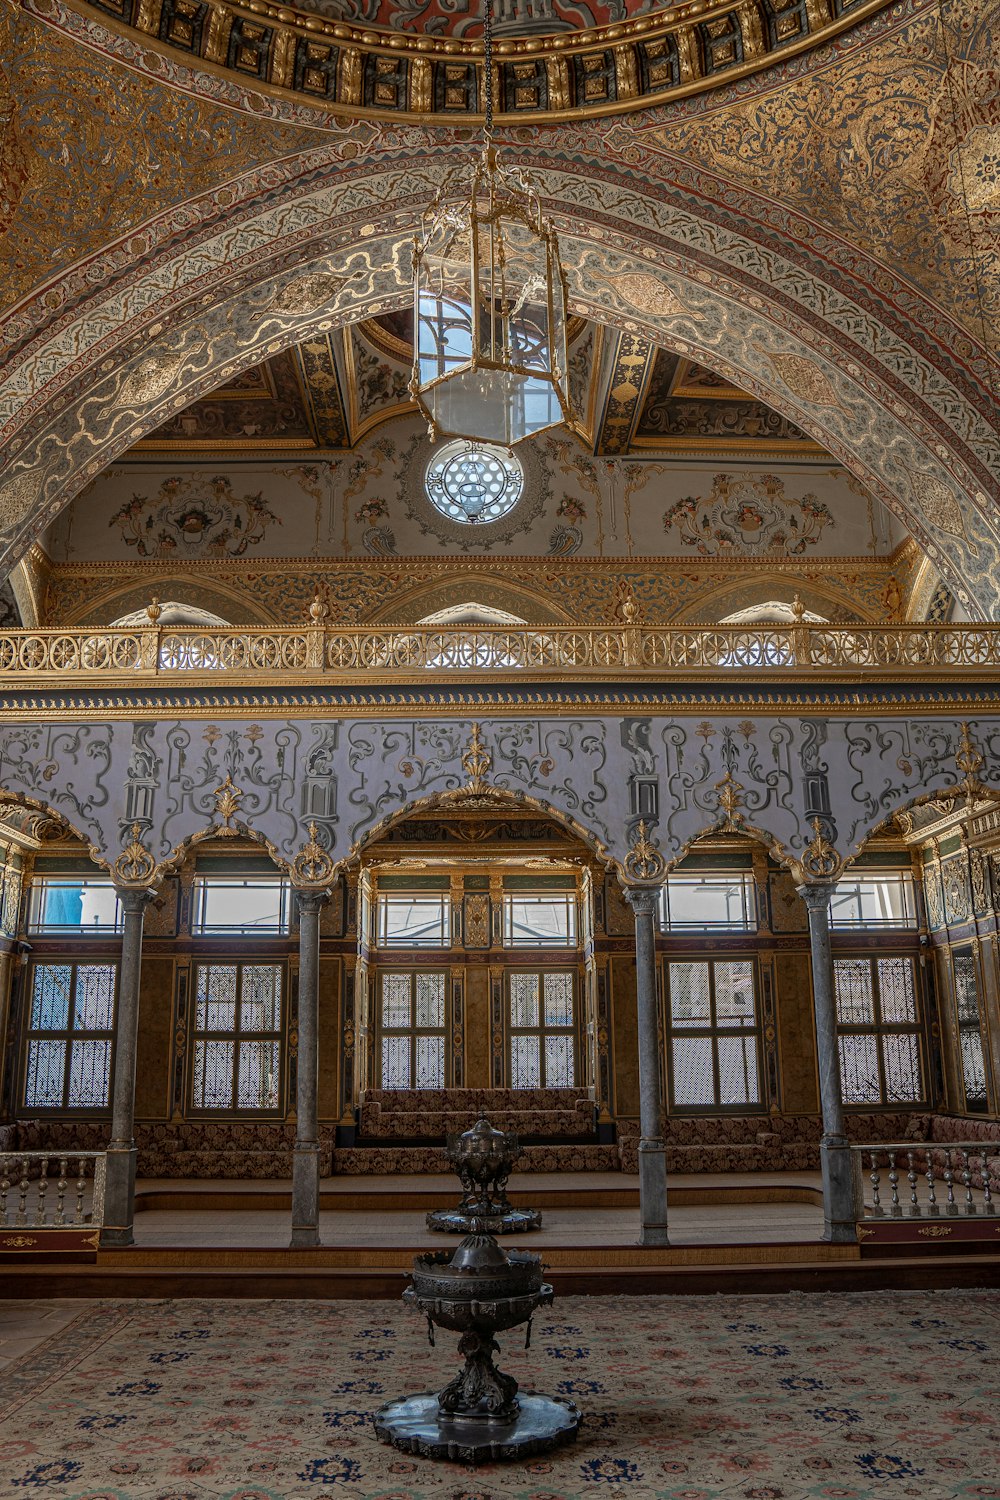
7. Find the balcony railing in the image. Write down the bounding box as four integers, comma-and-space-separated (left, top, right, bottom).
0, 1152, 106, 1230
0, 624, 999, 684
852, 1142, 997, 1221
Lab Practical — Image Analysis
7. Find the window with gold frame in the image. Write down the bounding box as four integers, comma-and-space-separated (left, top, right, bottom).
506, 969, 577, 1089
833, 955, 927, 1107
377, 969, 449, 1090
665, 957, 761, 1110
188, 962, 285, 1114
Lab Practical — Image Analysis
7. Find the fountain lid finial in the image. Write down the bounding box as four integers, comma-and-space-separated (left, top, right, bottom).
450, 1231, 512, 1274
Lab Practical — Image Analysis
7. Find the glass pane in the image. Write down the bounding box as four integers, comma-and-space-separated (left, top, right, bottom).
193, 879, 288, 935
31, 966, 71, 1031
838, 1034, 880, 1104
196, 966, 238, 1032
717, 1034, 760, 1105
239, 966, 281, 1033
960, 1030, 988, 1106
877, 958, 917, 1025
509, 973, 539, 1029
668, 963, 711, 1027
881, 1032, 922, 1103
543, 972, 574, 1028
511, 1033, 541, 1089
672, 1036, 715, 1106
663, 875, 755, 930
503, 895, 576, 947
381, 973, 412, 1030
28, 879, 122, 934
73, 966, 116, 1031
237, 1040, 280, 1109
25, 1040, 66, 1108
954, 955, 980, 1024
378, 896, 449, 947
192, 1039, 235, 1109
382, 1034, 410, 1090
834, 959, 875, 1025
544, 1034, 574, 1087
714, 961, 755, 1028
68, 1039, 112, 1107
416, 973, 445, 1029
830, 874, 916, 927
415, 1035, 444, 1089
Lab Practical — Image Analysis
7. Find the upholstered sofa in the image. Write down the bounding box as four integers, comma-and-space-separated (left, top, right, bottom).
358, 1087, 596, 1142
615, 1111, 932, 1174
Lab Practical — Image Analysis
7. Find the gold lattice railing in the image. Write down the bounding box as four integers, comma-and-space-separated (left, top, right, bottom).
1, 624, 999, 683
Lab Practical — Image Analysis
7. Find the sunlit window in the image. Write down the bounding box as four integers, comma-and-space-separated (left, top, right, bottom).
502, 893, 577, 947
189, 963, 283, 1112
507, 970, 576, 1088
425, 440, 524, 525
666, 959, 760, 1109
659, 874, 756, 931
23, 963, 117, 1110
191, 877, 291, 936
953, 951, 989, 1111
376, 894, 451, 948
833, 957, 926, 1105
379, 970, 447, 1089
830, 873, 917, 928
27, 878, 123, 935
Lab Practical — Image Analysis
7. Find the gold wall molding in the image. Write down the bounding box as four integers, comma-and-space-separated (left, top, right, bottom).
71, 0, 895, 123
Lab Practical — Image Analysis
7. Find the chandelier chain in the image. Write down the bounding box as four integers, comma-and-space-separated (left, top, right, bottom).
483, 0, 494, 138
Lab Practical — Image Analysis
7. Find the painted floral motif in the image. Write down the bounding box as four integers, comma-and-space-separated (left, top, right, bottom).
556, 495, 587, 523
109, 476, 280, 558
663, 473, 834, 556
354, 498, 388, 526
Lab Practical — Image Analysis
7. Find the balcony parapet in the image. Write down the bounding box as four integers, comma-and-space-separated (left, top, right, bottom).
1, 623, 999, 686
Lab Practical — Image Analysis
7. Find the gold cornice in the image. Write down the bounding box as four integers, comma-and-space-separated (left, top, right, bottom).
66, 0, 899, 125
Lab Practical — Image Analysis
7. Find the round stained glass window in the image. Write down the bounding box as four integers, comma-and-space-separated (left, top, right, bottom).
424, 440, 524, 526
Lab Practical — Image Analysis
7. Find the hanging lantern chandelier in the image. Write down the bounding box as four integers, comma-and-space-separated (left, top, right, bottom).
410, 0, 574, 447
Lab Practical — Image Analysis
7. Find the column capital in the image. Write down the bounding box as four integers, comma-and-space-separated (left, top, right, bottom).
294, 887, 331, 913
796, 880, 837, 909
623, 885, 661, 916
113, 886, 157, 914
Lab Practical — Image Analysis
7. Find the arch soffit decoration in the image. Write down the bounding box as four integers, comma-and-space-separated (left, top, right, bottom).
371, 574, 574, 627
65, 575, 281, 628
3, 194, 996, 619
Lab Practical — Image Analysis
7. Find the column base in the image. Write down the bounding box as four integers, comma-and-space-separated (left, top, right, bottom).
637, 1139, 669, 1247
291, 1143, 321, 1248
819, 1135, 857, 1245
100, 1144, 137, 1249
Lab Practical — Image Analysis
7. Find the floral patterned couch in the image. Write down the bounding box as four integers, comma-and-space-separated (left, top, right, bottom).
358, 1087, 597, 1142
5, 1120, 335, 1180
614, 1112, 932, 1174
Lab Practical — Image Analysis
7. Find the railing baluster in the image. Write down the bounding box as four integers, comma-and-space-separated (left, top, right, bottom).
926, 1152, 939, 1215
869, 1152, 883, 1216
55, 1159, 68, 1226
34, 1156, 49, 1225
944, 1149, 957, 1216
75, 1160, 87, 1224
983, 1151, 995, 1215
906, 1151, 920, 1216
0, 1158, 9, 1224
888, 1151, 900, 1216
961, 1149, 976, 1214
17, 1159, 29, 1226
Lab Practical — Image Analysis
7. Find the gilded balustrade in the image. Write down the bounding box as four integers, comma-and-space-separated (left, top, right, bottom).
0, 624, 998, 683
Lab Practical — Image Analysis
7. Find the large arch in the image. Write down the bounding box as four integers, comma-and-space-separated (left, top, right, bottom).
2, 1, 998, 613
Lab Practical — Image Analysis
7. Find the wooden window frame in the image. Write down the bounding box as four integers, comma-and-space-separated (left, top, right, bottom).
375, 967, 450, 1090
20, 960, 119, 1115
505, 967, 579, 1090
833, 953, 929, 1110
664, 955, 762, 1113
187, 960, 286, 1117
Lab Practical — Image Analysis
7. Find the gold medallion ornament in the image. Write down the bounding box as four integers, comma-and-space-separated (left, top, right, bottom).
462, 722, 492, 796
793, 818, 845, 885
622, 819, 666, 884
112, 822, 157, 887
714, 772, 746, 831
953, 721, 987, 808
212, 774, 245, 834
292, 821, 336, 887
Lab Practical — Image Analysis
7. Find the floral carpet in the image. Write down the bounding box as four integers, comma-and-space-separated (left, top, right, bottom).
1, 1290, 998, 1500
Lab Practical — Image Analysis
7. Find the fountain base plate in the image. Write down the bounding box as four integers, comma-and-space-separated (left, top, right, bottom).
425, 1207, 543, 1235
372, 1390, 580, 1464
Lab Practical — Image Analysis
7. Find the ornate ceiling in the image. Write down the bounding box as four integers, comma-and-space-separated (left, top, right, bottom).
0, 0, 997, 615
137, 315, 823, 459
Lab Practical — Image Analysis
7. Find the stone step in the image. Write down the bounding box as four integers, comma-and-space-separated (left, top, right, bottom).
333, 1143, 621, 1175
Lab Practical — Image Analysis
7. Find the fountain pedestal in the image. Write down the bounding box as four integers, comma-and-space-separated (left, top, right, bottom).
426, 1114, 542, 1235
372, 1232, 581, 1464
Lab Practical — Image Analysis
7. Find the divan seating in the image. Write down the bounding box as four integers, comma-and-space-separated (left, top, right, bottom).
8, 1119, 336, 1180
615, 1112, 931, 1174
358, 1087, 597, 1142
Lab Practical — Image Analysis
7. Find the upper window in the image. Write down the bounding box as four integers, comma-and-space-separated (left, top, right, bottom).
659, 874, 756, 931
27, 878, 123, 935
191, 877, 290, 936
376, 893, 451, 948
425, 440, 524, 525
502, 893, 577, 948
830, 872, 917, 928
23, 963, 116, 1110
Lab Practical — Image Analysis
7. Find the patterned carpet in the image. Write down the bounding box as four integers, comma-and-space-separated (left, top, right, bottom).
1, 1290, 998, 1499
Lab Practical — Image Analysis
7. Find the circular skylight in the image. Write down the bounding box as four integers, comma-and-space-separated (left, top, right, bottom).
424, 441, 524, 526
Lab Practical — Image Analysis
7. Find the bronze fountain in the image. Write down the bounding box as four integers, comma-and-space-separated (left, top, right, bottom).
426, 1113, 542, 1235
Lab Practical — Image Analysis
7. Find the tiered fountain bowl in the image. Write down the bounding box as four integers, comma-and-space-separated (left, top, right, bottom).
426, 1114, 542, 1235
372, 1231, 580, 1463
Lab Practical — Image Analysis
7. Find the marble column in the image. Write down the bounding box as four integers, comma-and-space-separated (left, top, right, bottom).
799, 881, 857, 1243
624, 885, 669, 1246
101, 887, 154, 1248
291, 889, 328, 1247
